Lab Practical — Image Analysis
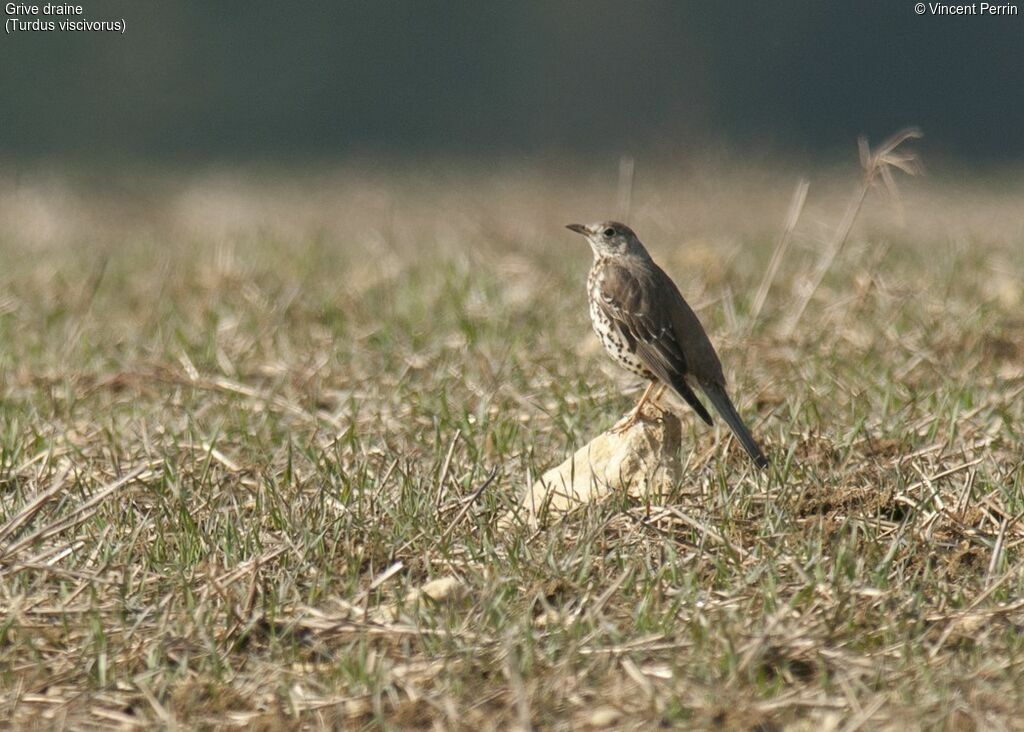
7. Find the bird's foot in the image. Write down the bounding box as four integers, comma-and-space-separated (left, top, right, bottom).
609, 412, 641, 434
609, 400, 665, 434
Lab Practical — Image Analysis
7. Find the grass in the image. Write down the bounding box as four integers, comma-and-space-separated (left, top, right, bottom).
0, 160, 1023, 729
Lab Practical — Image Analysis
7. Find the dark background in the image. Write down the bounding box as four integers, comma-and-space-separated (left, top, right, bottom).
2, 1, 1021, 164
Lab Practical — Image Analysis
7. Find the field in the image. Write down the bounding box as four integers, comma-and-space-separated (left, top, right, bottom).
1, 158, 1023, 729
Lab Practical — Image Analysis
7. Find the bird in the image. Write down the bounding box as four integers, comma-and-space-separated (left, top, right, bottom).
566, 221, 768, 469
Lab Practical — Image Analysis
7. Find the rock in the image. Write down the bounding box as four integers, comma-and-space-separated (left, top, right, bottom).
410, 576, 465, 603
586, 707, 623, 727
505, 405, 682, 528
369, 575, 467, 623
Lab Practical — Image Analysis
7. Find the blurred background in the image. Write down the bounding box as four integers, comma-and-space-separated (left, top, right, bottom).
4, 7, 1024, 729
2, 0, 1023, 166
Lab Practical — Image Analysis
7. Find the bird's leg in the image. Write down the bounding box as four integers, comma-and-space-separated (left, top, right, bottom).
644, 383, 671, 417
611, 381, 658, 434
651, 384, 667, 406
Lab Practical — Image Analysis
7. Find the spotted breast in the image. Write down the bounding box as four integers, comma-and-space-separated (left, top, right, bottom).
587, 258, 655, 379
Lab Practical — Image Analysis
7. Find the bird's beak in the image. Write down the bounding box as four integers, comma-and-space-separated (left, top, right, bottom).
566, 223, 588, 236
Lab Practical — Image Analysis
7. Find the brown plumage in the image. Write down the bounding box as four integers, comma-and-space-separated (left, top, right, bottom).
567, 221, 768, 469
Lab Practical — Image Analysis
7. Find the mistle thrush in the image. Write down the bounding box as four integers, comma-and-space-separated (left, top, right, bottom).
567, 221, 768, 469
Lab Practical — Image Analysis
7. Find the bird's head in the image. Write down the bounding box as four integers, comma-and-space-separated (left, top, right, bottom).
565, 221, 645, 258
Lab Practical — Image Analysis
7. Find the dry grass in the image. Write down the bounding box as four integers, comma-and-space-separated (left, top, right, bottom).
0, 158, 1023, 729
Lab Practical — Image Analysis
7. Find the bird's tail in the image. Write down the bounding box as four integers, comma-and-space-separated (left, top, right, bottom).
700, 383, 768, 469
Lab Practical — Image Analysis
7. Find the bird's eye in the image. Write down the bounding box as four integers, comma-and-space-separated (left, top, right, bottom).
603, 227, 616, 237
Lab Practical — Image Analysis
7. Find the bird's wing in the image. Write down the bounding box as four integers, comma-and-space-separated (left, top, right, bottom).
596, 261, 686, 376
649, 262, 726, 387
597, 261, 713, 425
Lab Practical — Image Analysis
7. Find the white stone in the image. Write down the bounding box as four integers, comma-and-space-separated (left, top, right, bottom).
506, 405, 682, 528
